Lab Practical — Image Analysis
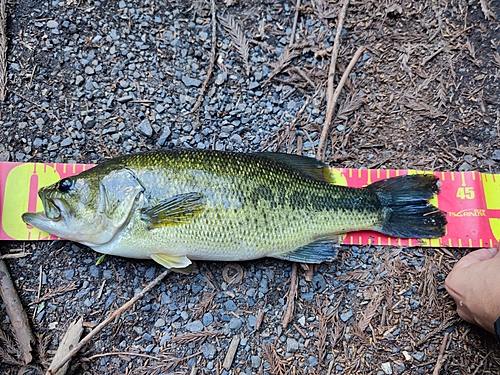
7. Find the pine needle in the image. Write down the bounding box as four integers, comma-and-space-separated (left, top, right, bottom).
219, 13, 251, 75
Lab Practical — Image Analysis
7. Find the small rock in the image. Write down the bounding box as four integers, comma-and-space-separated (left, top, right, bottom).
47, 20, 58, 29
228, 318, 242, 330
181, 75, 202, 87
185, 320, 204, 333
200, 342, 217, 359
286, 337, 299, 353
458, 161, 471, 171
491, 150, 500, 161
154, 318, 166, 327
224, 300, 237, 311
412, 352, 425, 361
381, 362, 392, 374
251, 356, 261, 368
340, 311, 353, 322
60, 137, 72, 147
203, 312, 214, 326
137, 119, 153, 137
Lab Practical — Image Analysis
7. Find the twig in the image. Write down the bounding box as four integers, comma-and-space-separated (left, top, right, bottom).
187, 0, 217, 115
316, 0, 350, 161
47, 318, 84, 375
289, 0, 301, 46
432, 332, 450, 375
281, 263, 298, 328
46, 269, 171, 375
0, 0, 6, 100
479, 0, 496, 20
0, 259, 35, 364
317, 45, 365, 161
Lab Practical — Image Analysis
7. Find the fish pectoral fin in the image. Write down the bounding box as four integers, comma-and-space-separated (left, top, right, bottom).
151, 253, 192, 269
254, 152, 335, 184
272, 239, 340, 264
141, 192, 205, 229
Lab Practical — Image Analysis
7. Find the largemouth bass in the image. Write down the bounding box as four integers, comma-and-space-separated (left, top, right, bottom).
22, 150, 447, 270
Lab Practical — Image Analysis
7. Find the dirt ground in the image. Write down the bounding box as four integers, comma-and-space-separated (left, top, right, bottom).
1, 0, 500, 374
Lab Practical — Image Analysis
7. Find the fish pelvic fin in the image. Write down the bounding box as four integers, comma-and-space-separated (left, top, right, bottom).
141, 192, 205, 229
151, 253, 192, 270
369, 174, 447, 238
272, 239, 340, 264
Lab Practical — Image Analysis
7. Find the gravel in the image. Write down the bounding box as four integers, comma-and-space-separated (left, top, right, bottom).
2, 0, 500, 374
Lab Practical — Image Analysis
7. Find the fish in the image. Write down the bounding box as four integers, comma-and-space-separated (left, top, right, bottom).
22, 149, 447, 270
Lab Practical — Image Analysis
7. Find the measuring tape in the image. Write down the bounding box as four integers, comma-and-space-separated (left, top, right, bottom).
1, 162, 498, 247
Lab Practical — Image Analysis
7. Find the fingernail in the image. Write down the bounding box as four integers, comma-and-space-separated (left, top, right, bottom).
488, 246, 499, 257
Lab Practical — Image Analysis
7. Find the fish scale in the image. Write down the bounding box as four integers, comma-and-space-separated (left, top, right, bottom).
22, 149, 447, 270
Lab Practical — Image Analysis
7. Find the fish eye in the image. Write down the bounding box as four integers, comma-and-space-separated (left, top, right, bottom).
58, 178, 73, 193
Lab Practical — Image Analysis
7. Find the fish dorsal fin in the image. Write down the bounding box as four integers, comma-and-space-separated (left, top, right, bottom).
151, 253, 192, 269
141, 192, 205, 229
254, 152, 335, 183
271, 238, 341, 264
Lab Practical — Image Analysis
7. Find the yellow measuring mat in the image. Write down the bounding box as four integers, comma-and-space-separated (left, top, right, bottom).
1, 161, 498, 247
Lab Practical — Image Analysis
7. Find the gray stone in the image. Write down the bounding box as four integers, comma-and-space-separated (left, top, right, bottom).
203, 312, 214, 326
340, 311, 353, 322
381, 362, 392, 374
47, 20, 59, 29
492, 150, 500, 161
224, 300, 237, 311
185, 320, 204, 333
229, 318, 242, 330
61, 137, 72, 147
201, 342, 217, 359
138, 119, 153, 137
286, 337, 299, 353
181, 75, 202, 87
154, 318, 165, 327
251, 356, 261, 368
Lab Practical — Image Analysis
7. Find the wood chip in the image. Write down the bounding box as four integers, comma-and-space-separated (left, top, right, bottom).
47, 317, 84, 375
223, 334, 240, 370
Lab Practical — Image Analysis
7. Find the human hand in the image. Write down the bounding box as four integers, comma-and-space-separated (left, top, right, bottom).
445, 243, 500, 335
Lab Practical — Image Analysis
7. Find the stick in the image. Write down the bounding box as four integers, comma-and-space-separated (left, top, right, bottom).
0, 0, 6, 101
317, 45, 365, 161
47, 318, 84, 375
432, 332, 450, 375
281, 263, 298, 328
0, 259, 35, 364
187, 0, 217, 115
289, 0, 301, 46
46, 269, 171, 375
316, 0, 350, 161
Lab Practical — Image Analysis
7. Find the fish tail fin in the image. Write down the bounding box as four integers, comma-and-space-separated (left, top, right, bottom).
368, 174, 447, 238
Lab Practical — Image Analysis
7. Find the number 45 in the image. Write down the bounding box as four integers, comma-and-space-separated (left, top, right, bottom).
456, 187, 475, 200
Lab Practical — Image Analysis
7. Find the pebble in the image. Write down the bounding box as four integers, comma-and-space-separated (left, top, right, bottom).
381, 362, 392, 374
229, 317, 242, 330
203, 312, 214, 326
138, 119, 153, 137
181, 75, 202, 87
340, 311, 353, 322
251, 356, 261, 368
492, 150, 500, 161
185, 320, 204, 333
286, 337, 299, 353
47, 20, 59, 29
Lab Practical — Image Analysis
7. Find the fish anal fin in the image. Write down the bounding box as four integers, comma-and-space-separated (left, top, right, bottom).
141, 192, 205, 229
272, 239, 340, 264
255, 152, 335, 184
151, 253, 192, 270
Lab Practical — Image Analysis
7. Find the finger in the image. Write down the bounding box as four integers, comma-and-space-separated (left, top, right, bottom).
454, 248, 498, 268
